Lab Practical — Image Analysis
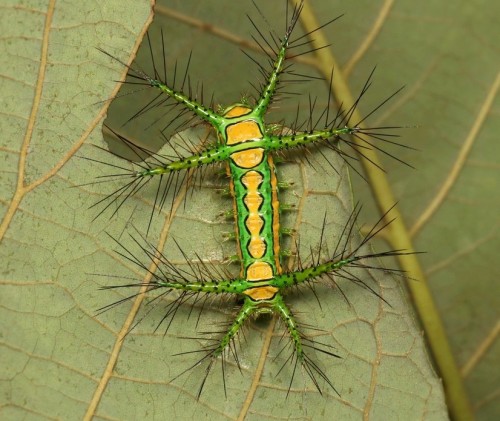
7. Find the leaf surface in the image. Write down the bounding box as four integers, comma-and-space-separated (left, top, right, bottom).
3, 0, 496, 420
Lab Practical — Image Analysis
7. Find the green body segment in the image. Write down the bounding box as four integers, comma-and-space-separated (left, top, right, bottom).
155, 256, 356, 295
270, 258, 355, 289
221, 106, 282, 302
124, 6, 358, 386
135, 15, 332, 364
149, 79, 223, 128
95, 0, 412, 398
229, 154, 280, 279
137, 16, 353, 181
213, 294, 302, 356
139, 127, 354, 177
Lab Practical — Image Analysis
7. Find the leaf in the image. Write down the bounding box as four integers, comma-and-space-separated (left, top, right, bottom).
3, 0, 495, 419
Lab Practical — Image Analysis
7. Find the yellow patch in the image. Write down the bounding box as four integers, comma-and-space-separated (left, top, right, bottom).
246, 213, 264, 233
230, 149, 264, 168
227, 120, 262, 145
244, 193, 263, 209
243, 286, 279, 301
248, 238, 266, 258
242, 171, 265, 258
246, 261, 273, 281
224, 105, 252, 118
241, 170, 262, 190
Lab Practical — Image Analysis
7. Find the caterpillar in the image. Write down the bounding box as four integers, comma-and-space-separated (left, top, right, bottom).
89, 1, 412, 399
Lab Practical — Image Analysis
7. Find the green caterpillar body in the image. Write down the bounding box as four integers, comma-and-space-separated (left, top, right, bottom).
95, 1, 409, 398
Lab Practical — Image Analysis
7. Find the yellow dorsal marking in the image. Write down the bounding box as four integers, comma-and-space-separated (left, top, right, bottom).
246, 213, 265, 258
245, 213, 265, 258
224, 105, 252, 118
246, 261, 273, 281
246, 213, 264, 230
244, 286, 279, 301
242, 171, 265, 258
226, 120, 262, 145
248, 239, 266, 258
230, 148, 264, 168
242, 170, 262, 190
244, 193, 263, 209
